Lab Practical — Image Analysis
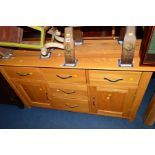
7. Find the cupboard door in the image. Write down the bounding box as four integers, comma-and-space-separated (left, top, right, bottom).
13, 80, 49, 106
90, 86, 136, 118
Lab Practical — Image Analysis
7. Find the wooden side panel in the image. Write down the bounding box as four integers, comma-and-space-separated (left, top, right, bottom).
13, 80, 48, 104
144, 93, 155, 125
0, 67, 31, 108
129, 72, 152, 121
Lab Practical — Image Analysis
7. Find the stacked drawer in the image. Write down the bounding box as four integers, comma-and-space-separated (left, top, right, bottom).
41, 68, 89, 112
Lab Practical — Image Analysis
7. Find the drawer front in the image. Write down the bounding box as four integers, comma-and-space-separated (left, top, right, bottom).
89, 70, 142, 88
41, 68, 86, 84
47, 83, 88, 100
3, 66, 43, 80
51, 97, 89, 113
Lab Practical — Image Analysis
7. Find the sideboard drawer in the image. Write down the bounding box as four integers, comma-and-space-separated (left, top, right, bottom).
3, 66, 43, 80
89, 70, 142, 88
41, 68, 86, 84
47, 83, 88, 100
51, 98, 89, 113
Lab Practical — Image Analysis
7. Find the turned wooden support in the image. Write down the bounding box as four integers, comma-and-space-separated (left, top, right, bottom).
64, 27, 76, 66
144, 92, 155, 126
120, 26, 136, 66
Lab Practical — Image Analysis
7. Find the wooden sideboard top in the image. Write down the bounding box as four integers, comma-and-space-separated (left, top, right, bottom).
0, 39, 155, 72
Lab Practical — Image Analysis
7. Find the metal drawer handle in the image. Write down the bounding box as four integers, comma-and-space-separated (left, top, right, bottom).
56, 74, 72, 79
92, 96, 96, 106
57, 89, 76, 94
65, 104, 79, 108
16, 72, 32, 76
104, 77, 123, 82
45, 92, 51, 101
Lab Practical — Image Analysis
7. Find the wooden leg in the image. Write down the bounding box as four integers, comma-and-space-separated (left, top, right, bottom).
144, 93, 155, 126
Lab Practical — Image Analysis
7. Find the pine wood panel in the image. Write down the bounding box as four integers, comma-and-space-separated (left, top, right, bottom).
0, 67, 31, 108
12, 80, 48, 105
129, 72, 152, 121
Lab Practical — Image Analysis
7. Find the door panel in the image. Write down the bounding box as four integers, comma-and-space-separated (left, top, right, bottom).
89, 86, 136, 118
97, 88, 127, 113
12, 80, 48, 105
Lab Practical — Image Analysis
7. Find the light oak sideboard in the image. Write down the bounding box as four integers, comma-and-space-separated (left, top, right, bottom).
0, 40, 154, 121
